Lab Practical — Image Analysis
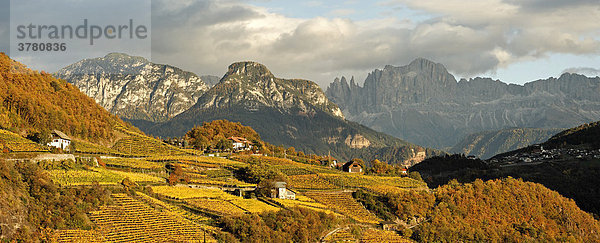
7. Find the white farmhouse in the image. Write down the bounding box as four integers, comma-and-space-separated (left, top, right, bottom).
228, 136, 253, 151
271, 182, 296, 200
47, 130, 71, 151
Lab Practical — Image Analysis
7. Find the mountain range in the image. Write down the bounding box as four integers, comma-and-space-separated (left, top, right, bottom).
55, 53, 209, 123
146, 61, 441, 163
326, 58, 600, 150
56, 54, 441, 164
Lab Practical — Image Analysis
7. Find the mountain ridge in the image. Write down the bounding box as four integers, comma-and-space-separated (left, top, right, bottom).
326, 58, 600, 149
450, 127, 564, 159
55, 53, 210, 123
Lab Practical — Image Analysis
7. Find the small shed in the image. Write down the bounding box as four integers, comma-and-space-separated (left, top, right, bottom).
342, 161, 363, 173
48, 130, 71, 151
271, 182, 296, 200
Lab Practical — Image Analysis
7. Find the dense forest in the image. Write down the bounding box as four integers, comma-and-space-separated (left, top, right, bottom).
0, 53, 133, 142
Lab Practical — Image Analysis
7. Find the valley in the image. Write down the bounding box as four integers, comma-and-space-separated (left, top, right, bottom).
1, 53, 600, 242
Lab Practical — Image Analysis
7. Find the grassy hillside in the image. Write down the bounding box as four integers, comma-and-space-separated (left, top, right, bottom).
545, 120, 600, 148
451, 128, 563, 159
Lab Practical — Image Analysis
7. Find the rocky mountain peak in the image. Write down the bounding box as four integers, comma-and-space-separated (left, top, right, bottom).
197, 61, 345, 119
103, 52, 148, 62
55, 53, 209, 122
226, 61, 274, 78
326, 58, 600, 149
407, 57, 440, 70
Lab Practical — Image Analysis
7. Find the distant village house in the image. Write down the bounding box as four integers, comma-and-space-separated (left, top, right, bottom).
271, 182, 296, 200
343, 161, 363, 173
228, 137, 253, 151
48, 130, 71, 151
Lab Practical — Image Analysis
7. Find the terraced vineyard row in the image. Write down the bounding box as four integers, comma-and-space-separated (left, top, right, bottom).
233, 155, 298, 165
322, 227, 357, 242
135, 192, 211, 224
49, 167, 164, 186
71, 139, 124, 155
103, 157, 166, 170
188, 177, 256, 187
89, 194, 214, 242
323, 227, 411, 243
148, 155, 245, 167
273, 197, 338, 215
275, 165, 315, 176
112, 136, 186, 157
287, 174, 338, 190
186, 199, 246, 215
361, 228, 413, 243
304, 191, 380, 224
152, 186, 235, 200
152, 186, 279, 215
321, 174, 427, 190
0, 129, 48, 152
50, 229, 104, 243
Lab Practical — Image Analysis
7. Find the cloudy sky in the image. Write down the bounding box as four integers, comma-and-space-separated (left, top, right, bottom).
1, 0, 599, 87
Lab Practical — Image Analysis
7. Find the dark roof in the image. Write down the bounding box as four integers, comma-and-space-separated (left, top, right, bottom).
52, 130, 71, 140
228, 136, 253, 144
343, 161, 362, 167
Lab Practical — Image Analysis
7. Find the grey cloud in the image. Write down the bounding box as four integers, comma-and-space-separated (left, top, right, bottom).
504, 0, 599, 12
152, 0, 262, 28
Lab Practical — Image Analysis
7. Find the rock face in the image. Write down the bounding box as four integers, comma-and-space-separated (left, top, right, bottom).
195, 62, 344, 118
450, 128, 564, 159
344, 134, 371, 149
326, 58, 600, 149
55, 53, 209, 122
147, 61, 442, 162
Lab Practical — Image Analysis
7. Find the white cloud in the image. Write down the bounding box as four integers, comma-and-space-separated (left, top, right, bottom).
149, 0, 600, 86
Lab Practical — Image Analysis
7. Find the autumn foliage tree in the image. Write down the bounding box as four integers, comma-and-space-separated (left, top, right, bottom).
185, 120, 263, 151
386, 178, 600, 242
